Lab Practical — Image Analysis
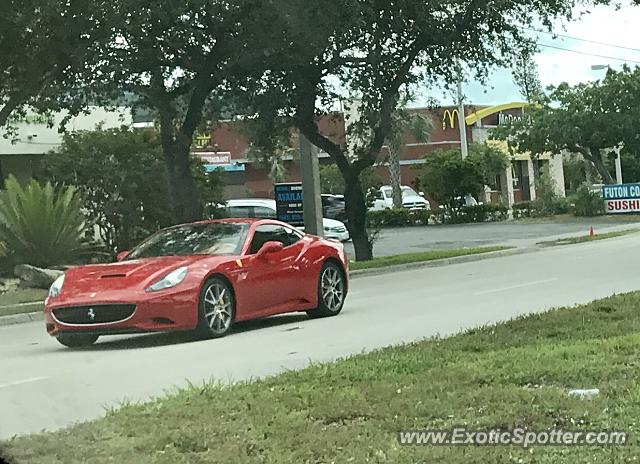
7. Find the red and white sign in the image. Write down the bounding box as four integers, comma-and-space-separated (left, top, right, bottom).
606, 199, 640, 213
195, 151, 232, 165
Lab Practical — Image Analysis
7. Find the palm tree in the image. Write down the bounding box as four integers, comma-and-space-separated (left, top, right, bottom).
386, 109, 434, 208
245, 144, 293, 183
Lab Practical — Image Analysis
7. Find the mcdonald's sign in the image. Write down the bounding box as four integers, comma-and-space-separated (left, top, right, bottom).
442, 109, 459, 130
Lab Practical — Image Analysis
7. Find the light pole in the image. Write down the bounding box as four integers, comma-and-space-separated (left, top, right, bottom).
457, 81, 469, 159
591, 64, 623, 184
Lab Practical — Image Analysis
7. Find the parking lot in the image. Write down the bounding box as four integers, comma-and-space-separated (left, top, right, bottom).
345, 217, 640, 257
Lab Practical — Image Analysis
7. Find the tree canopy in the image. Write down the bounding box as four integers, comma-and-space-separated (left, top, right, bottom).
0, 0, 108, 127
246, 0, 603, 260
494, 66, 640, 185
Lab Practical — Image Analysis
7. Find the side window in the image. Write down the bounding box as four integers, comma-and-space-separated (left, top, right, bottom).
284, 227, 303, 246
376, 190, 384, 200
253, 206, 277, 218
227, 206, 252, 218
249, 224, 302, 254
250, 224, 286, 254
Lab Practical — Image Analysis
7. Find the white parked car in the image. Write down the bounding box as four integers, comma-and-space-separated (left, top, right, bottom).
370, 186, 431, 211
225, 198, 350, 242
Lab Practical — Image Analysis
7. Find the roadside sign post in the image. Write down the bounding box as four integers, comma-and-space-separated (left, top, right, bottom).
602, 184, 640, 213
299, 135, 324, 236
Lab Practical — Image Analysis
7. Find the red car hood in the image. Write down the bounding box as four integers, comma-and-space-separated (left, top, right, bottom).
61, 255, 211, 294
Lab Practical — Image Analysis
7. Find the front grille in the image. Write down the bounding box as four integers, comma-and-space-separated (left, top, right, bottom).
53, 304, 136, 324
404, 203, 427, 209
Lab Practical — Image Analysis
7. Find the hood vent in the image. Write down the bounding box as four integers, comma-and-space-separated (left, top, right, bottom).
100, 273, 127, 278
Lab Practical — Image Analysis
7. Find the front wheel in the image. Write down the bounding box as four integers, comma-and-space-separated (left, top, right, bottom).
307, 262, 346, 319
196, 277, 236, 338
56, 333, 99, 348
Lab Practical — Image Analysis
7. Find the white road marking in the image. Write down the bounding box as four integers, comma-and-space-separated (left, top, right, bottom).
473, 278, 560, 296
0, 376, 48, 390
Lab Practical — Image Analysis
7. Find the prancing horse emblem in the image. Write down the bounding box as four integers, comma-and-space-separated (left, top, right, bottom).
87, 308, 96, 321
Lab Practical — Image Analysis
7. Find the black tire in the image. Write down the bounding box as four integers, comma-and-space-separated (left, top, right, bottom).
196, 277, 236, 338
307, 261, 347, 319
56, 333, 99, 348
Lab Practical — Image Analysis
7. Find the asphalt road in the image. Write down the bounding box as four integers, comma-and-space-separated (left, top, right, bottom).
348, 218, 640, 256
2, 234, 640, 439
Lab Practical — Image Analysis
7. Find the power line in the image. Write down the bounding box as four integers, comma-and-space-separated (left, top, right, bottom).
522, 26, 640, 53
537, 43, 640, 65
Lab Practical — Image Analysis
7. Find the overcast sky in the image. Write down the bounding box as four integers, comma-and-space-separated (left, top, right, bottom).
415, 3, 640, 107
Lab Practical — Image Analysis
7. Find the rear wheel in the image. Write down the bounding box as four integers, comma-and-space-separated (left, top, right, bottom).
196, 277, 235, 338
56, 333, 99, 348
307, 261, 346, 319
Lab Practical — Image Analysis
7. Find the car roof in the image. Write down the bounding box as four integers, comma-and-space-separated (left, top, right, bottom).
226, 198, 276, 206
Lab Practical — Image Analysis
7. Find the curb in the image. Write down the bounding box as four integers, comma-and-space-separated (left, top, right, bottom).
0, 248, 537, 328
349, 247, 539, 279
0, 310, 43, 327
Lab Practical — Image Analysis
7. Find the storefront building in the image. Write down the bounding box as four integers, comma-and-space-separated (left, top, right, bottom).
205, 102, 565, 206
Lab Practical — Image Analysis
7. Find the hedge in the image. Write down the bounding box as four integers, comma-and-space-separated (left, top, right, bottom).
367, 204, 508, 228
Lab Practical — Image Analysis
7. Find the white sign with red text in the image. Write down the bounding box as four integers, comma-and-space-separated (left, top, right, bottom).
603, 184, 640, 214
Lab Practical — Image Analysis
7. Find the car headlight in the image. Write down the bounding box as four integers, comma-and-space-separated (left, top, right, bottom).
146, 266, 189, 292
48, 274, 65, 298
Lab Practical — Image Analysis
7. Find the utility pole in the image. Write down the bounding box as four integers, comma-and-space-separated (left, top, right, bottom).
299, 135, 323, 236
592, 64, 623, 184
457, 81, 469, 159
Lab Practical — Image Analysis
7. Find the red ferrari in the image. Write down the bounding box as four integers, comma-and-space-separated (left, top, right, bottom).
44, 218, 349, 347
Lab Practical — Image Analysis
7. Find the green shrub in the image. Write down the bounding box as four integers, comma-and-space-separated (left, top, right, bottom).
369, 204, 507, 227
448, 204, 509, 224
0, 176, 93, 268
573, 183, 605, 217
367, 208, 432, 228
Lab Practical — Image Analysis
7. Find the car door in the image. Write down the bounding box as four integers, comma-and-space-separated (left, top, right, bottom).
240, 224, 303, 317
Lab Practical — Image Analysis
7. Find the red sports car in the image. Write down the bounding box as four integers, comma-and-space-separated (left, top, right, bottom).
44, 218, 349, 347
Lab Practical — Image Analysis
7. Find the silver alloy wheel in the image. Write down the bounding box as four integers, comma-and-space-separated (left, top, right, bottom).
321, 266, 344, 312
203, 281, 233, 334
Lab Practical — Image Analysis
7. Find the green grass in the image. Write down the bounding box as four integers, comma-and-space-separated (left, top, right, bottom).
350, 246, 510, 271
538, 229, 640, 247
0, 287, 46, 316
6, 292, 640, 463
0, 301, 44, 317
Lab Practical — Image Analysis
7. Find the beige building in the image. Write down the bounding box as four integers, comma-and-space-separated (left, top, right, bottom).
0, 107, 131, 187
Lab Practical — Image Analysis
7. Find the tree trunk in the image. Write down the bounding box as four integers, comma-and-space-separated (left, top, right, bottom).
343, 171, 373, 261
591, 153, 615, 185
388, 148, 403, 209
165, 141, 203, 223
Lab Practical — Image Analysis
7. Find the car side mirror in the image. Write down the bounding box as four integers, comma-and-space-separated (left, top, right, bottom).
419, 192, 425, 197
256, 241, 284, 258
116, 251, 129, 261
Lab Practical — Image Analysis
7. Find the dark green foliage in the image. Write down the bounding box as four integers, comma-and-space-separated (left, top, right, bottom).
41, 127, 225, 254
421, 149, 485, 207
430, 204, 509, 225
367, 208, 431, 228
573, 183, 605, 217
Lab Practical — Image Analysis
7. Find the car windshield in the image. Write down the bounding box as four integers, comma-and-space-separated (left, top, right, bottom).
126, 222, 248, 259
401, 187, 419, 196
383, 187, 419, 198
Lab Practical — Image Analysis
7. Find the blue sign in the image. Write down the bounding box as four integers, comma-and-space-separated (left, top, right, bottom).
204, 164, 245, 173
602, 183, 640, 200
602, 183, 640, 213
275, 183, 304, 226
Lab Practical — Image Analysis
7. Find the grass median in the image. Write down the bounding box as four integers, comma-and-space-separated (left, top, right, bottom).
349, 246, 510, 271
538, 229, 640, 247
0, 288, 46, 317
5, 292, 640, 463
